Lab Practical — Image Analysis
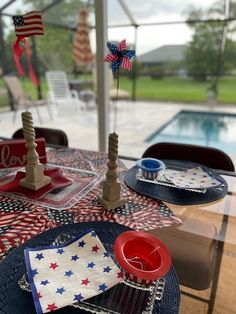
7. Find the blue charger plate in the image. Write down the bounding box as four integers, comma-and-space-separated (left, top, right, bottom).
124, 160, 228, 205
0, 222, 180, 314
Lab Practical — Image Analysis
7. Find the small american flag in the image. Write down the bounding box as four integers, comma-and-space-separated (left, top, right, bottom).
13, 11, 44, 37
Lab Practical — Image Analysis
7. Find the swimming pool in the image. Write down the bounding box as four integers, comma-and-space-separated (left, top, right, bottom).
146, 110, 236, 153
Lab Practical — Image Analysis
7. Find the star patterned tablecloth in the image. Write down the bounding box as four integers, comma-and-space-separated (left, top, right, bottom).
0, 148, 182, 259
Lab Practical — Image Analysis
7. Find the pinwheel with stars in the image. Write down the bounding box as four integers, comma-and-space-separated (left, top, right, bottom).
104, 39, 135, 73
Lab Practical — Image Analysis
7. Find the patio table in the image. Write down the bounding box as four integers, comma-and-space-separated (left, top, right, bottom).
69, 80, 95, 109
121, 156, 236, 314
69, 80, 94, 93
0, 147, 182, 314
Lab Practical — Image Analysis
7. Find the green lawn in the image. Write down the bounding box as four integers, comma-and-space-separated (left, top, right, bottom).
1, 76, 236, 109
120, 76, 236, 104
0, 79, 8, 108
136, 77, 207, 103
20, 78, 48, 100
217, 78, 236, 103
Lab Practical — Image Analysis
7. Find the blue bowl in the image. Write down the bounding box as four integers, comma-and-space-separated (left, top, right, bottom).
137, 158, 165, 180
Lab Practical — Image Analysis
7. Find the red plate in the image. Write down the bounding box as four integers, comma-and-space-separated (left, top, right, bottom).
114, 231, 171, 281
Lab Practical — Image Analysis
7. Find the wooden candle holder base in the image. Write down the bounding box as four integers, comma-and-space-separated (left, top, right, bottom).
98, 194, 125, 211
98, 132, 126, 211
98, 181, 125, 210
19, 164, 51, 191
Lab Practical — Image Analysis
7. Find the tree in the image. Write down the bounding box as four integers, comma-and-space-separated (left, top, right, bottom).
184, 1, 236, 84
185, 22, 223, 81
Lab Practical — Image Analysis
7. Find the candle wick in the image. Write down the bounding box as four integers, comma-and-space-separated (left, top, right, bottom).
127, 256, 145, 270
147, 246, 160, 257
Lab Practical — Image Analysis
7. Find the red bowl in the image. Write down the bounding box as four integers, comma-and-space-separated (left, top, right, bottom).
114, 231, 171, 285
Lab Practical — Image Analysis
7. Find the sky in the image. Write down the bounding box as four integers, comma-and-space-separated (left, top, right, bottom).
2, 0, 216, 56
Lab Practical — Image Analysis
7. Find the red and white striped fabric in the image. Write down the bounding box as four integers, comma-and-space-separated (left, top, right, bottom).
120, 40, 131, 70
121, 57, 132, 71
125, 272, 153, 285
0, 212, 23, 227
0, 209, 56, 259
119, 39, 126, 51
0, 149, 181, 260
104, 53, 117, 62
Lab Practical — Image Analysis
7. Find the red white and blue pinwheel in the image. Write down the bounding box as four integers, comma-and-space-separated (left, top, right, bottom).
104, 39, 135, 73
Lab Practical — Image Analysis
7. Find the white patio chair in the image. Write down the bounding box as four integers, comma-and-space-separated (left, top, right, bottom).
45, 71, 84, 111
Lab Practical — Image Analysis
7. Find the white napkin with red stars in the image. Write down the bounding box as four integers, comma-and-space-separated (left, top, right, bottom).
24, 230, 124, 313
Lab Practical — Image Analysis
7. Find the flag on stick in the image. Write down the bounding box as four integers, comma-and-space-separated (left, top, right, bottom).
13, 11, 44, 38
12, 11, 44, 86
12, 11, 44, 58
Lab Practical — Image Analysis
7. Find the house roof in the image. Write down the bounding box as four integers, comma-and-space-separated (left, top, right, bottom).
138, 45, 186, 64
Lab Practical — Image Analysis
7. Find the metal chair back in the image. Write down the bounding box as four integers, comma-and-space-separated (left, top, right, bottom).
12, 127, 68, 147
143, 142, 235, 171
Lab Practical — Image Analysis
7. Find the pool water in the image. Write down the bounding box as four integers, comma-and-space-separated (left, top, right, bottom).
146, 110, 236, 153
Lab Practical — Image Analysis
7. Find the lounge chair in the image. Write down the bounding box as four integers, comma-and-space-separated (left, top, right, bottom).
45, 71, 85, 111
3, 75, 52, 124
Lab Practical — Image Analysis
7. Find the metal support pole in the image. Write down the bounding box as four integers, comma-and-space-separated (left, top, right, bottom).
95, 0, 109, 152
0, 0, 17, 12
0, 14, 14, 110
0, 15, 8, 75
131, 26, 138, 101
31, 37, 42, 100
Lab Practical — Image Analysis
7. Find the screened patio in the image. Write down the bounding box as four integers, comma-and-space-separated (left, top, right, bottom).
0, 1, 236, 314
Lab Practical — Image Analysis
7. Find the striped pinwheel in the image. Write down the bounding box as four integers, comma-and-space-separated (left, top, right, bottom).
104, 39, 135, 73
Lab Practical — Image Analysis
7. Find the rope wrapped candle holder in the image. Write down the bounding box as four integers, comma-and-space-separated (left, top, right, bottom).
114, 231, 171, 285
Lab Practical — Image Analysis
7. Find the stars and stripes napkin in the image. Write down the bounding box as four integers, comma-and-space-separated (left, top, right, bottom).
163, 166, 222, 189
24, 230, 124, 313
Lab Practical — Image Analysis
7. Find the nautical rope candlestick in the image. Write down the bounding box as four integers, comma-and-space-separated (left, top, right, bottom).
19, 111, 51, 190
98, 132, 125, 210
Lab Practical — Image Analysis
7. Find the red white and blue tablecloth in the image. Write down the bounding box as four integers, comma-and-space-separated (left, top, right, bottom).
0, 148, 182, 259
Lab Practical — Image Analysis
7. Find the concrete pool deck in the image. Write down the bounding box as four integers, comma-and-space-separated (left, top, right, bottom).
1, 100, 236, 164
